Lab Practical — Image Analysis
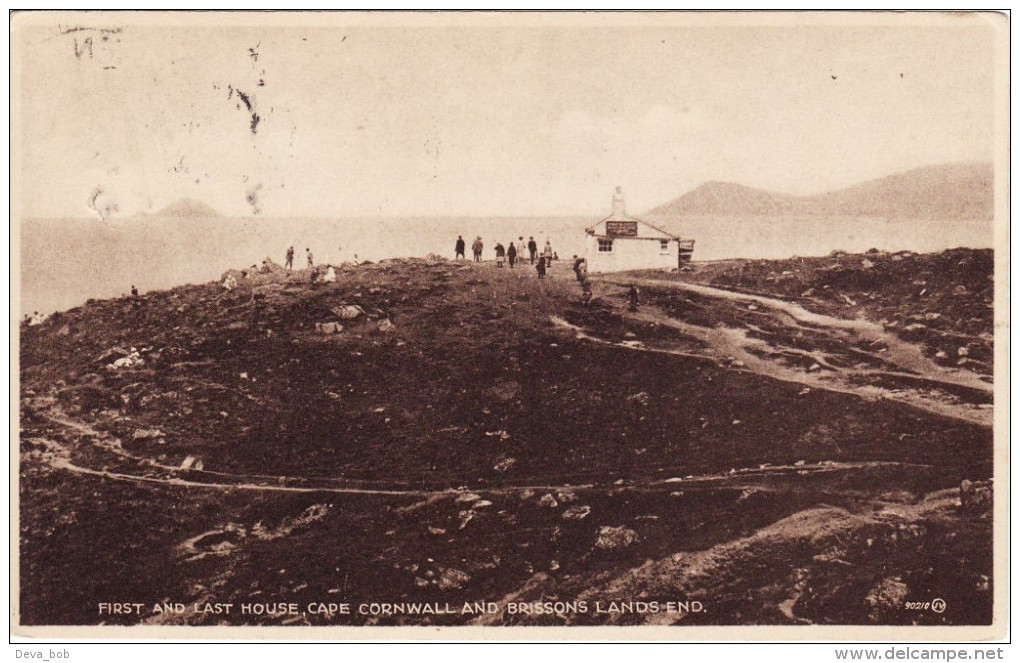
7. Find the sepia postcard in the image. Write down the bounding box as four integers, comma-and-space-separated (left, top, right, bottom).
10, 10, 1009, 642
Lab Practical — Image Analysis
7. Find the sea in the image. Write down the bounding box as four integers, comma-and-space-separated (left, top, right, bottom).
19, 214, 993, 315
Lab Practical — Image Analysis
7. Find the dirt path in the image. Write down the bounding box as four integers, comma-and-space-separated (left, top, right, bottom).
562, 276, 992, 427
606, 276, 990, 390
24, 426, 931, 498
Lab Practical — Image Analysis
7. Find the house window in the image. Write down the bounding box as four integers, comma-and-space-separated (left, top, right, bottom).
598, 239, 613, 253
660, 240, 670, 252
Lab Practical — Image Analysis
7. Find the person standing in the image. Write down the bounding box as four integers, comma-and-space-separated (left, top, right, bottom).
527, 237, 538, 264
542, 240, 553, 268
494, 242, 505, 267
573, 255, 586, 282
535, 256, 546, 279
507, 242, 518, 269
472, 237, 483, 262
627, 284, 640, 312
306, 248, 314, 268
285, 246, 294, 270
455, 235, 466, 260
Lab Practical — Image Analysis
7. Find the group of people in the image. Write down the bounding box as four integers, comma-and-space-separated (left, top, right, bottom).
273, 237, 633, 305
281, 245, 338, 286
284, 245, 315, 270
455, 235, 556, 272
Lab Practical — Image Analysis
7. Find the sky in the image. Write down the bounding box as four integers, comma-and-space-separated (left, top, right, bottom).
15, 12, 1003, 219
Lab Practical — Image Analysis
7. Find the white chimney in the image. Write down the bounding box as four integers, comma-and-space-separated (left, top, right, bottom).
611, 186, 626, 217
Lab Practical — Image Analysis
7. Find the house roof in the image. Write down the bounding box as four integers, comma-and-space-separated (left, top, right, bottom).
585, 187, 681, 239
586, 214, 680, 240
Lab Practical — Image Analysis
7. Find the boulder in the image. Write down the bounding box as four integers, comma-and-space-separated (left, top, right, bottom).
537, 493, 558, 508
436, 566, 471, 590
556, 489, 578, 503
493, 457, 516, 473
108, 352, 144, 370
594, 526, 639, 550
333, 305, 365, 320
626, 391, 650, 406
315, 322, 343, 335
562, 505, 592, 521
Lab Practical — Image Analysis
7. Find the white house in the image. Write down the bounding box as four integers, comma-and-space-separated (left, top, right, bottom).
584, 187, 694, 273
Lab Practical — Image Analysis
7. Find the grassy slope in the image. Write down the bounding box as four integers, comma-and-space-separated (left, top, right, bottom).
18, 255, 994, 626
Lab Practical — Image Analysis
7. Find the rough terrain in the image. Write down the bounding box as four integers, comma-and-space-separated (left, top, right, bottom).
18, 250, 994, 627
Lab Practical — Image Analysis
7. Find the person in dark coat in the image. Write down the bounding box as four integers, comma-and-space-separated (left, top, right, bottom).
627, 284, 640, 312
494, 243, 505, 267
536, 257, 546, 278
455, 235, 466, 260
507, 242, 518, 268
528, 237, 538, 264
285, 246, 294, 270
472, 237, 483, 262
573, 256, 587, 282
